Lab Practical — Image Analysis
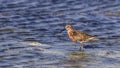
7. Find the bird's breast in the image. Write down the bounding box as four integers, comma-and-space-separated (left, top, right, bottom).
67, 31, 76, 41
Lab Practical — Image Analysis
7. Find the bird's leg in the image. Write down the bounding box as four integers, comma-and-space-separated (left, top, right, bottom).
79, 43, 84, 51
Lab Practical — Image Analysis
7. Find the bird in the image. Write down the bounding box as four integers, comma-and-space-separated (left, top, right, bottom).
65, 24, 95, 51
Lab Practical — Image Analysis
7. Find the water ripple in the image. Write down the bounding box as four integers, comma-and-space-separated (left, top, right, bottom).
0, 0, 120, 68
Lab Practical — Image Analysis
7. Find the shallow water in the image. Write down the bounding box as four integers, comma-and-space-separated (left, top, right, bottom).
0, 0, 120, 68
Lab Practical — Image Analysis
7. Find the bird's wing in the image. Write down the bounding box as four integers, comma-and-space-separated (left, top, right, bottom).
73, 30, 95, 41
72, 30, 84, 41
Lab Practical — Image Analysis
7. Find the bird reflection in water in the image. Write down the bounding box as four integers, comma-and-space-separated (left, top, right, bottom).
62, 52, 92, 68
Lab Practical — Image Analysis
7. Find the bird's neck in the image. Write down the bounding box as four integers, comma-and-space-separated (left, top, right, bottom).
67, 28, 74, 32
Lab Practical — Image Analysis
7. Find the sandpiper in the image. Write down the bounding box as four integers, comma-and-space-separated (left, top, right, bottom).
65, 24, 95, 51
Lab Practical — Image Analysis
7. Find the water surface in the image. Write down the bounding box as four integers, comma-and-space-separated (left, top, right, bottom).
0, 0, 120, 68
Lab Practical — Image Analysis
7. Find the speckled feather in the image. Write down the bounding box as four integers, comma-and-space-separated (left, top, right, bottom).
68, 29, 95, 43
66, 25, 95, 43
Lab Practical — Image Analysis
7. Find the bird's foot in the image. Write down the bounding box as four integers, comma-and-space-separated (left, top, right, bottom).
79, 47, 85, 52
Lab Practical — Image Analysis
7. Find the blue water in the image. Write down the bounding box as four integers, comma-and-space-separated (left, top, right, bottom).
0, 0, 120, 68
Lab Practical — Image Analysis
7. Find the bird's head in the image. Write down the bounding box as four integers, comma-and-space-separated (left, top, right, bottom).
65, 25, 73, 31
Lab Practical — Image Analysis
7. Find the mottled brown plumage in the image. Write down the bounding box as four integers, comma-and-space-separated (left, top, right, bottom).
65, 24, 95, 51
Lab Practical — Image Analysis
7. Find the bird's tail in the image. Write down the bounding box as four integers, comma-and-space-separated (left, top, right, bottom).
91, 36, 111, 42
89, 37, 100, 42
